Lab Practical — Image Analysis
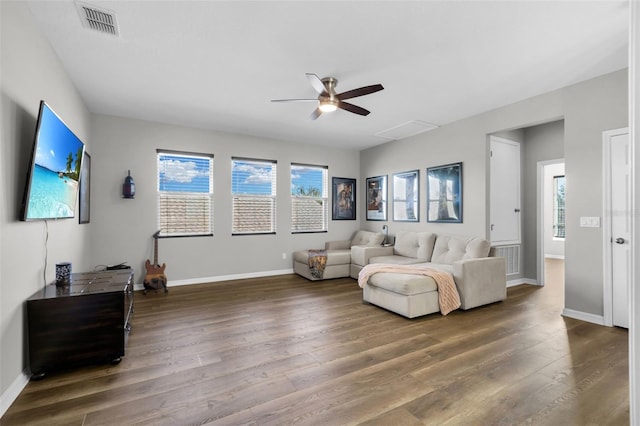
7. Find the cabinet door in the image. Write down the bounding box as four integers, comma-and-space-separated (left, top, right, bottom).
490, 136, 521, 244
27, 292, 124, 376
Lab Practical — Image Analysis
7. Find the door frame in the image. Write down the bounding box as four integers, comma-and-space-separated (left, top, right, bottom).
537, 158, 565, 287
602, 127, 630, 327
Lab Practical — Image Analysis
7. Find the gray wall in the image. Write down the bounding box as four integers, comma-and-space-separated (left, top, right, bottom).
360, 70, 627, 318
563, 72, 628, 315
1, 1, 92, 399
89, 114, 361, 282
522, 120, 565, 278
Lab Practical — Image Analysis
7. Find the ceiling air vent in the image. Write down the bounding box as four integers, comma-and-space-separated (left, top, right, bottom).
375, 120, 438, 141
76, 2, 119, 36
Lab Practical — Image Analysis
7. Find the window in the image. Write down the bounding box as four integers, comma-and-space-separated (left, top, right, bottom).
157, 150, 213, 237
553, 175, 566, 238
291, 163, 328, 233
232, 158, 277, 234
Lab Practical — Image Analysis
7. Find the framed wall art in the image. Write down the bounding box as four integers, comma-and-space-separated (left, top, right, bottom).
79, 152, 91, 224
427, 162, 462, 223
332, 177, 356, 220
393, 170, 419, 222
366, 175, 387, 221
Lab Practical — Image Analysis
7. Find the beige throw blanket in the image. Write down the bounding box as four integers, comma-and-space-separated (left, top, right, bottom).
358, 264, 461, 315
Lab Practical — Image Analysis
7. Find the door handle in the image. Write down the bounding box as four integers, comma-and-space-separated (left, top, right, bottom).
615, 237, 625, 244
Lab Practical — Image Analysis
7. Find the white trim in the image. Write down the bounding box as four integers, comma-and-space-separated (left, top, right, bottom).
602, 127, 629, 328
537, 159, 565, 288
561, 308, 605, 326
0, 370, 30, 418
629, 0, 638, 421
544, 254, 565, 260
507, 277, 538, 288
133, 268, 295, 291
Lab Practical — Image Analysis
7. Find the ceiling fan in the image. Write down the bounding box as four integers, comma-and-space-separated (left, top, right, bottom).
271, 73, 384, 120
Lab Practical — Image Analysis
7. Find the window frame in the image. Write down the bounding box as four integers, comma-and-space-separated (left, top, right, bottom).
156, 149, 214, 238
553, 174, 566, 239
231, 157, 278, 235
291, 163, 329, 233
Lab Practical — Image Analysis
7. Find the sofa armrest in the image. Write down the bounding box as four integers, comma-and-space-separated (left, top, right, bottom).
325, 239, 351, 250
452, 257, 506, 310
350, 245, 394, 266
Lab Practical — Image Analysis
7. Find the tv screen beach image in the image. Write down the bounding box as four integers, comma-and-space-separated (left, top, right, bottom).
24, 104, 84, 220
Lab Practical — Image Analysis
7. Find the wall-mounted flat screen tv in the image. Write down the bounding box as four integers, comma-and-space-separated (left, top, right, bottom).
21, 101, 85, 221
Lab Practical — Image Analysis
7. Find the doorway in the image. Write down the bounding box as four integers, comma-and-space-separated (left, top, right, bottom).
538, 160, 565, 290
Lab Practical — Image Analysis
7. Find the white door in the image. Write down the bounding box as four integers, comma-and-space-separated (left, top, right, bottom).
610, 131, 631, 328
490, 136, 521, 244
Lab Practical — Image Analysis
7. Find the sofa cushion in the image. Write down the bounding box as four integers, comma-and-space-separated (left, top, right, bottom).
368, 272, 438, 296
393, 231, 436, 260
430, 235, 490, 264
351, 230, 384, 247
293, 249, 351, 265
368, 255, 424, 265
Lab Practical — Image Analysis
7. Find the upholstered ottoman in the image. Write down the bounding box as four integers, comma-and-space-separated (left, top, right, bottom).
293, 249, 352, 281
363, 267, 441, 318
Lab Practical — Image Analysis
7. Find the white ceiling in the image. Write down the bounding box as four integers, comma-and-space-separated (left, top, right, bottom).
25, 1, 629, 151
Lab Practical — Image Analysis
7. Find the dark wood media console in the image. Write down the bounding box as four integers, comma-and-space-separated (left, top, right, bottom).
26, 269, 134, 379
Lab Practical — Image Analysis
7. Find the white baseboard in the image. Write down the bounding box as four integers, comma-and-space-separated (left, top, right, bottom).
507, 277, 539, 288
133, 268, 295, 291
1, 369, 29, 417
544, 254, 565, 260
562, 308, 605, 326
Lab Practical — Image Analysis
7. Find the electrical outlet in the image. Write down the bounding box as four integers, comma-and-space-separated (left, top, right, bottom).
282, 252, 287, 260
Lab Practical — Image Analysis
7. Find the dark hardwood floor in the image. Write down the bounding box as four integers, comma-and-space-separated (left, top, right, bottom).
2, 262, 629, 425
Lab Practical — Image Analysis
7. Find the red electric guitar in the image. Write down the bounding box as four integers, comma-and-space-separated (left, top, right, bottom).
143, 230, 168, 294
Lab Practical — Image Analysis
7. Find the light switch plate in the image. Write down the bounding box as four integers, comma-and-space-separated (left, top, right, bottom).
579, 216, 600, 228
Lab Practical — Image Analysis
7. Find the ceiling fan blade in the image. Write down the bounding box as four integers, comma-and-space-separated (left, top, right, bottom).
271, 98, 318, 103
336, 84, 384, 100
306, 73, 327, 94
310, 107, 323, 120
338, 101, 370, 116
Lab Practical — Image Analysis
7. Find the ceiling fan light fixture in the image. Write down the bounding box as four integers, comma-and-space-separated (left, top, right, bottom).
272, 73, 384, 119
319, 99, 338, 113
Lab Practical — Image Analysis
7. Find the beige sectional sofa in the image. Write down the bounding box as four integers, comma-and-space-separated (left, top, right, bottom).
293, 230, 384, 281
352, 230, 507, 318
